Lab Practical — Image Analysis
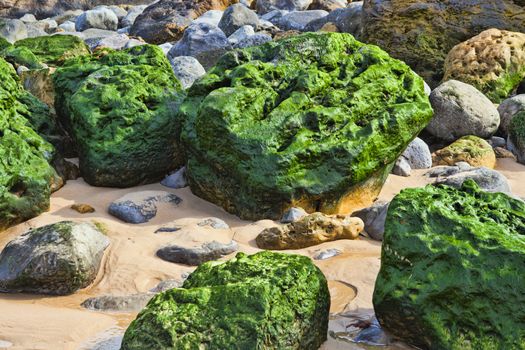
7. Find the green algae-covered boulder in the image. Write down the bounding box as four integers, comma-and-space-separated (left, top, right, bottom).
14, 35, 89, 67
121, 251, 330, 349
373, 180, 525, 349
0, 57, 56, 231
509, 111, 525, 165
180, 32, 433, 220
54, 45, 185, 187
0, 45, 42, 70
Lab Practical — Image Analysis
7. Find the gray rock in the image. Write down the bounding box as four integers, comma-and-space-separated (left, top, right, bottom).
91, 33, 131, 50
489, 136, 507, 149
108, 191, 182, 224
169, 57, 206, 89
352, 201, 389, 241
122, 5, 148, 28
497, 94, 525, 137
353, 317, 391, 346
149, 279, 183, 292
192, 10, 224, 27
401, 137, 432, 169
19, 14, 37, 23
169, 22, 231, 69
52, 10, 84, 25
34, 18, 58, 33
58, 20, 76, 32
427, 80, 500, 141
104, 5, 128, 22
117, 26, 131, 34
80, 28, 119, 49
304, 2, 362, 35
82, 293, 154, 312
234, 33, 272, 49
197, 217, 229, 229
218, 4, 259, 36
158, 42, 173, 55
157, 240, 238, 266
281, 207, 308, 223
228, 25, 255, 45
0, 19, 27, 43
76, 8, 119, 32
0, 221, 110, 295
256, 0, 313, 15
25, 24, 48, 38
274, 10, 328, 31
428, 166, 511, 193
260, 9, 288, 22
124, 38, 145, 48
392, 157, 411, 177
313, 248, 341, 260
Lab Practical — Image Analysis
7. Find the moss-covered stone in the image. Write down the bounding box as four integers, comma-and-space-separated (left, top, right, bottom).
121, 251, 330, 349
14, 35, 90, 67
180, 32, 433, 220
0, 57, 56, 231
432, 135, 497, 169
509, 111, 525, 165
373, 180, 525, 349
54, 45, 185, 187
0, 45, 43, 70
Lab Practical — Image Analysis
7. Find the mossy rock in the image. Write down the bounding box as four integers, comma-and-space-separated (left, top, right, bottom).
14, 35, 90, 67
509, 111, 525, 165
121, 251, 330, 349
0, 45, 43, 70
432, 135, 497, 169
180, 32, 433, 220
373, 180, 525, 349
0, 57, 56, 231
54, 45, 185, 187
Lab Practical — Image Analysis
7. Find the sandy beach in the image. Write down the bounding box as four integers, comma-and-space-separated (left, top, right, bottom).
0, 158, 523, 350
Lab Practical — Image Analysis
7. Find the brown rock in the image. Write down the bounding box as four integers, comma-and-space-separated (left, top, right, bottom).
494, 147, 517, 160
432, 135, 497, 169
361, 0, 525, 88
443, 29, 525, 103
308, 0, 347, 11
130, 0, 238, 44
71, 204, 95, 214
273, 30, 301, 41
256, 212, 364, 250
20, 68, 55, 107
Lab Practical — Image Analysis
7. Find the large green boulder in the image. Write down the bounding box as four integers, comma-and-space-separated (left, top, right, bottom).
361, 0, 525, 88
121, 251, 330, 349
0, 45, 42, 70
0, 57, 56, 231
373, 180, 525, 349
180, 32, 433, 220
54, 45, 185, 187
14, 35, 90, 67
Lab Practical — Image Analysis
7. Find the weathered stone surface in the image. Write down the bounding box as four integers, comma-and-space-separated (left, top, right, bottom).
0, 57, 57, 231
256, 212, 363, 249
130, 0, 238, 44
0, 18, 27, 43
392, 157, 411, 177
281, 207, 307, 223
308, 0, 347, 11
399, 137, 431, 169
256, 0, 313, 14
121, 5, 147, 28
157, 240, 238, 266
180, 33, 433, 220
304, 2, 362, 35
361, 0, 525, 88
218, 3, 258, 36
75, 7, 119, 31
498, 94, 525, 137
432, 135, 497, 169
108, 191, 182, 224
427, 165, 511, 194
373, 181, 525, 349
274, 10, 328, 31
313, 248, 341, 260
443, 29, 525, 103
82, 293, 154, 312
169, 22, 231, 69
71, 203, 95, 213
53, 45, 185, 187
0, 221, 110, 295
169, 55, 205, 90
121, 251, 330, 349
509, 111, 525, 165
427, 80, 500, 141
160, 166, 188, 189
352, 201, 388, 241
233, 32, 272, 48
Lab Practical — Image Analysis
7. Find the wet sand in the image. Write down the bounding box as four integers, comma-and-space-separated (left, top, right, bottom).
0, 159, 523, 350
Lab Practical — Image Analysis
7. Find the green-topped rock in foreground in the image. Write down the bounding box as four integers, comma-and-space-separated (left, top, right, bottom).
54, 45, 185, 187
14, 35, 90, 67
0, 57, 57, 231
181, 32, 433, 220
373, 180, 525, 349
121, 251, 330, 349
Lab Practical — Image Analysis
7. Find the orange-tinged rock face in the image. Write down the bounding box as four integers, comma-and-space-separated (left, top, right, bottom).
443, 28, 525, 103
432, 135, 497, 169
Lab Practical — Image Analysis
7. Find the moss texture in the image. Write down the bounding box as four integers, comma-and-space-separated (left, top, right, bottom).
0, 57, 56, 231
0, 45, 43, 70
373, 180, 525, 349
432, 135, 496, 169
510, 111, 525, 165
14, 35, 90, 67
54, 45, 185, 187
121, 251, 330, 349
180, 32, 433, 220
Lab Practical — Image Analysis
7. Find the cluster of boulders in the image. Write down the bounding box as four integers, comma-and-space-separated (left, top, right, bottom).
0, 0, 525, 349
